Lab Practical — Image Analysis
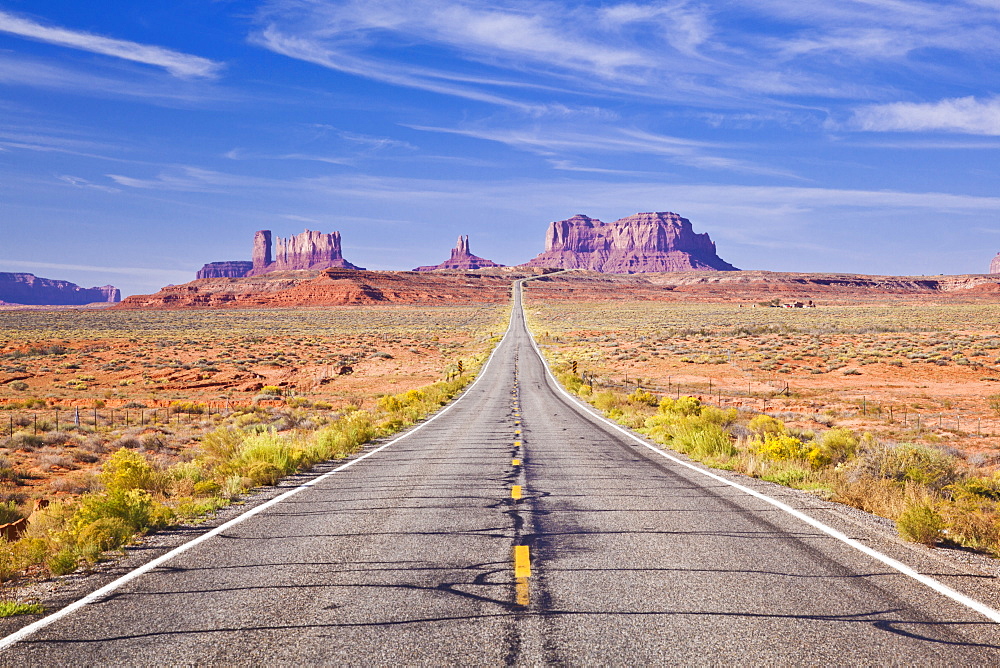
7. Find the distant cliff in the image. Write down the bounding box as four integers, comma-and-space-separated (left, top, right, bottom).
197, 261, 253, 279
413, 235, 504, 271
523, 212, 737, 273
0, 273, 120, 305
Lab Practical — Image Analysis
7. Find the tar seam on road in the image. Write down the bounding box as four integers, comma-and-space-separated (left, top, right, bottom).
0, 297, 522, 652
517, 280, 1000, 626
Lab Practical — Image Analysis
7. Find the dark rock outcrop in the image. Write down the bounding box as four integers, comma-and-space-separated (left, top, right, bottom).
523, 212, 737, 273
413, 235, 504, 271
248, 229, 364, 276
197, 261, 253, 279
0, 273, 120, 305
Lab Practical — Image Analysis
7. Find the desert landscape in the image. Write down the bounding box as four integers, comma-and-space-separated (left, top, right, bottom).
3, 211, 1000, 605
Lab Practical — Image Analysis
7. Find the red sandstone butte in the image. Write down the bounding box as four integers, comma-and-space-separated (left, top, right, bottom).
413, 235, 504, 272
196, 261, 253, 279
990, 253, 1000, 275
247, 229, 364, 276
523, 212, 738, 273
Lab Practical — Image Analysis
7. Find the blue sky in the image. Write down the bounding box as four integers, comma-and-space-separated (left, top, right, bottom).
3, 0, 1000, 296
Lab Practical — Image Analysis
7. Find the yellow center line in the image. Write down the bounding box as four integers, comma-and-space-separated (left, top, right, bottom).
514, 440, 521, 447
514, 545, 531, 577
511, 485, 522, 500
515, 429, 521, 435
512, 458, 521, 466
516, 578, 530, 607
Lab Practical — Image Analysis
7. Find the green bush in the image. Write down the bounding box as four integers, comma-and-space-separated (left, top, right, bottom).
101, 448, 163, 494
897, 501, 944, 545
0, 600, 44, 617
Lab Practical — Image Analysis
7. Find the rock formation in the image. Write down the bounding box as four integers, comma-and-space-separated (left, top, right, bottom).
0, 273, 120, 305
196, 261, 253, 280
116, 268, 515, 309
413, 235, 504, 271
523, 212, 737, 273
991, 253, 1000, 275
248, 229, 364, 276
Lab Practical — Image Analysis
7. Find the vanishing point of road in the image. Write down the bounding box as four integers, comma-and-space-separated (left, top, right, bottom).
2, 280, 999, 664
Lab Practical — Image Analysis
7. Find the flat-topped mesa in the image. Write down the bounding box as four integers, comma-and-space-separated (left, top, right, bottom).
197, 261, 253, 280
523, 212, 738, 273
991, 253, 1000, 275
248, 229, 364, 276
0, 272, 120, 305
412, 235, 504, 272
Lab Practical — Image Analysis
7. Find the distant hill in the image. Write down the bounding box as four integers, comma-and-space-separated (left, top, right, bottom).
0, 272, 119, 305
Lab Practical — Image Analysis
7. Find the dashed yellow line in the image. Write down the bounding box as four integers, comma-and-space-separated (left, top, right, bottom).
514, 440, 521, 448
512, 458, 521, 466
514, 545, 531, 577
511, 485, 522, 500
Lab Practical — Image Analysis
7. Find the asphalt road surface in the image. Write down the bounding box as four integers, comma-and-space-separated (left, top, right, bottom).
3, 281, 1000, 665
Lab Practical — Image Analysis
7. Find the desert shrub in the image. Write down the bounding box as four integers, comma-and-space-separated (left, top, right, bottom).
657, 396, 702, 416
0, 500, 22, 524
8, 433, 43, 450
9, 381, 27, 391
671, 422, 737, 458
42, 431, 71, 446
80, 436, 107, 454
49, 476, 94, 495
988, 393, 1000, 417
71, 450, 99, 464
260, 386, 282, 397
806, 428, 860, 468
199, 427, 245, 463
47, 548, 79, 576
897, 501, 945, 545
37, 452, 77, 471
100, 448, 164, 494
628, 388, 658, 406
751, 433, 809, 461
139, 434, 167, 452
74, 488, 170, 533
761, 465, 812, 487
76, 517, 132, 553
949, 474, 1000, 501
941, 505, 1000, 555
170, 401, 206, 415
748, 414, 786, 436
851, 442, 959, 490
112, 436, 142, 450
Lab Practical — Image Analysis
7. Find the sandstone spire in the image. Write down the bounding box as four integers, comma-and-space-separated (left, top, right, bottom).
413, 235, 504, 271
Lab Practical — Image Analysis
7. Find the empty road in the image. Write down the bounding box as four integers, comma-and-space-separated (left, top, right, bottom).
2, 281, 999, 664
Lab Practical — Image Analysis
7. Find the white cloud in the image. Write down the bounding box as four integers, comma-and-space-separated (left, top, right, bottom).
0, 10, 223, 79
405, 123, 799, 176
852, 96, 1000, 135
57, 175, 121, 193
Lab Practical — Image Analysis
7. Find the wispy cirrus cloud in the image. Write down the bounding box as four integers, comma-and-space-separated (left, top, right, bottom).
851, 96, 1000, 135
253, 0, 1000, 113
405, 123, 800, 177
0, 9, 223, 79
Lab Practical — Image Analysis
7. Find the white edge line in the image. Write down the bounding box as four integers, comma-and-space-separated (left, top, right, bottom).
0, 301, 519, 651
519, 281, 1000, 625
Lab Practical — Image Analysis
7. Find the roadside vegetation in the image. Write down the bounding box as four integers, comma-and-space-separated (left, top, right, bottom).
0, 304, 506, 610
0, 354, 490, 591
552, 366, 1000, 556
